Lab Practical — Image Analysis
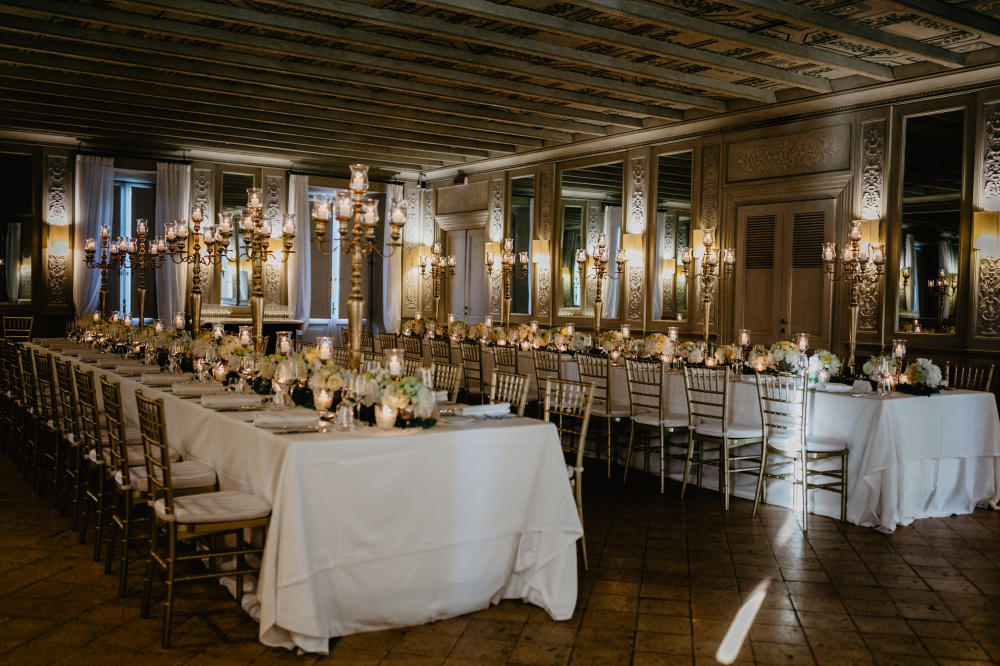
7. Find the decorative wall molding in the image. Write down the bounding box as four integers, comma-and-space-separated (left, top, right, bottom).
265, 262, 280, 302
46, 156, 68, 225
489, 179, 504, 243
726, 125, 851, 182
422, 190, 434, 311
977, 256, 1000, 337
984, 106, 1000, 209
628, 157, 646, 234
627, 264, 643, 321
193, 169, 212, 223
661, 213, 675, 316
404, 191, 420, 313
47, 254, 67, 305
539, 171, 553, 240
537, 265, 550, 317
860, 122, 885, 220
701, 145, 720, 228
435, 181, 489, 215
265, 175, 283, 237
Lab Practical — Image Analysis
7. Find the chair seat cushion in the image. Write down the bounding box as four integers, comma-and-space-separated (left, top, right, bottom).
154, 490, 271, 524
592, 399, 631, 418
634, 412, 690, 429
90, 444, 180, 467
694, 421, 763, 440
768, 432, 848, 453
116, 460, 217, 493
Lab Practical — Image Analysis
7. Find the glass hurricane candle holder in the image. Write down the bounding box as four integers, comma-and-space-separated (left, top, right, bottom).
276, 331, 293, 356
315, 388, 334, 414
173, 311, 186, 331
318, 336, 333, 363
212, 322, 225, 340
238, 325, 253, 350
385, 349, 404, 378
375, 404, 398, 430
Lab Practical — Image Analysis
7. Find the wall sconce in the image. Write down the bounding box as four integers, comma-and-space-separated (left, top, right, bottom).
531, 239, 549, 266
661, 258, 676, 281
854, 218, 881, 256
622, 233, 643, 263
690, 228, 705, 260
974, 211, 1000, 257
484, 242, 500, 260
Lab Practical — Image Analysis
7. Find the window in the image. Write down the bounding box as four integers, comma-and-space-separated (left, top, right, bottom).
309, 186, 341, 319
220, 173, 255, 306
652, 150, 693, 321
112, 173, 156, 318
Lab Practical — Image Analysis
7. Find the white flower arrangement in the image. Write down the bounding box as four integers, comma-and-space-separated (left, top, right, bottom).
862, 356, 892, 378
380, 376, 435, 419
467, 322, 488, 341
904, 358, 943, 388
600, 330, 625, 352
676, 341, 700, 360
487, 327, 508, 345
308, 364, 348, 394
714, 344, 739, 365
643, 333, 670, 357
513, 323, 533, 342
746, 346, 771, 371
255, 358, 279, 381
769, 341, 800, 365
448, 320, 470, 340
570, 332, 592, 352
358, 368, 392, 406
807, 350, 842, 378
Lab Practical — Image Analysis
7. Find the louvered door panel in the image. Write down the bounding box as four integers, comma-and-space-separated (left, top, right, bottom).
739, 207, 782, 346
784, 201, 834, 351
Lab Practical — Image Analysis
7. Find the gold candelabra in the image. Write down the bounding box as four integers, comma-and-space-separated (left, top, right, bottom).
822, 219, 886, 376
83, 224, 118, 318
486, 238, 529, 336
928, 268, 957, 332
163, 205, 233, 336
110, 218, 166, 326
680, 227, 735, 346
311, 164, 406, 370
419, 243, 455, 322
575, 232, 624, 338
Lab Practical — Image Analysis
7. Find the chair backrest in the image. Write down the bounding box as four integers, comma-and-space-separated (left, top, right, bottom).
578, 353, 614, 405
0, 339, 12, 397
755, 372, 806, 451
331, 346, 350, 368
75, 366, 105, 465
490, 371, 531, 417
532, 348, 563, 396
18, 345, 39, 413
683, 365, 731, 430
100, 376, 134, 483
403, 357, 421, 377
339, 325, 349, 347
360, 330, 375, 352
459, 339, 484, 392
492, 345, 518, 373
543, 379, 595, 472
134, 390, 176, 507
431, 361, 462, 402
402, 335, 423, 360
3, 316, 33, 341
361, 351, 380, 373
54, 358, 81, 442
624, 358, 665, 419
430, 338, 451, 363
946, 362, 995, 392
298, 342, 317, 352
378, 332, 398, 352
32, 349, 58, 423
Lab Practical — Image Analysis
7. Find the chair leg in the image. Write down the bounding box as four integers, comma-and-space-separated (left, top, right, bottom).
799, 458, 809, 532
680, 436, 697, 499
140, 521, 157, 618
623, 421, 636, 484
119, 496, 134, 596
722, 442, 730, 511
752, 449, 768, 517
606, 417, 613, 479
840, 452, 848, 523
575, 474, 587, 571
162, 525, 178, 649
93, 472, 107, 562
659, 425, 665, 494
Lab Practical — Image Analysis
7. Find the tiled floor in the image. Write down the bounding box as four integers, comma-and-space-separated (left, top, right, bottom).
1, 453, 998, 665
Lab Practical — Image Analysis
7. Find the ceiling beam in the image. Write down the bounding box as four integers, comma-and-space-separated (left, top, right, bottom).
0, 75, 514, 157
732, 0, 967, 68
417, 0, 830, 92
0, 8, 633, 131
118, 0, 720, 112
887, 0, 1000, 39
570, 0, 894, 81
0, 32, 592, 140
274, 0, 778, 102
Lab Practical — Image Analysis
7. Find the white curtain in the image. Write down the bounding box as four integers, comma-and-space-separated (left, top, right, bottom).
651, 211, 668, 320
382, 183, 404, 333
73, 155, 115, 316
287, 174, 311, 330
6, 223, 20, 302
155, 163, 191, 320
603, 204, 622, 320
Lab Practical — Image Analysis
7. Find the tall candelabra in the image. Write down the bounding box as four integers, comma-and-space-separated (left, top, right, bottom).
486, 238, 529, 336
84, 224, 118, 318
311, 164, 406, 370
239, 193, 296, 351
575, 233, 624, 338
419, 243, 455, 321
163, 205, 233, 336
680, 227, 735, 346
110, 218, 167, 326
822, 220, 886, 376
928, 268, 957, 332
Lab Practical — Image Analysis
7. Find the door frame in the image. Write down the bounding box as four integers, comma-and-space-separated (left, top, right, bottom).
438, 210, 490, 322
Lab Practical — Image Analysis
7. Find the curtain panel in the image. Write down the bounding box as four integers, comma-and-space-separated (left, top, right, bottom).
73, 155, 115, 316
155, 163, 191, 320
382, 183, 404, 333
287, 174, 311, 329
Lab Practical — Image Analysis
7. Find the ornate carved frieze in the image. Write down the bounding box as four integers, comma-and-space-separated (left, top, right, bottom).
627, 264, 643, 321
860, 123, 885, 221
422, 190, 434, 310
193, 169, 212, 223
435, 181, 489, 215
46, 156, 68, 225
489, 179, 504, 243
537, 265, 550, 317
977, 256, 1000, 337
47, 254, 67, 305
265, 262, 280, 302
701, 146, 719, 229
661, 213, 675, 316
727, 125, 851, 182
539, 171, 553, 241
404, 191, 420, 313
857, 282, 879, 332
984, 107, 1000, 208
265, 175, 283, 237
629, 157, 646, 234
677, 226, 688, 313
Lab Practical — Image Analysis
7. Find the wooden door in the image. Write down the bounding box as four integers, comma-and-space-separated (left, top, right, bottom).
738, 204, 782, 346
446, 229, 467, 320
445, 228, 488, 322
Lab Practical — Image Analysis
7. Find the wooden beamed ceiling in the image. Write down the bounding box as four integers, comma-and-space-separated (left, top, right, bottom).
0, 0, 998, 178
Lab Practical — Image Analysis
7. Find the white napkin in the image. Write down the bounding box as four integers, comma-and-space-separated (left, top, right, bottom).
96, 359, 121, 369
115, 363, 152, 374
433, 390, 449, 403
253, 411, 318, 428
455, 402, 510, 417
171, 383, 228, 396
817, 382, 854, 393
851, 380, 872, 394
201, 394, 264, 409
141, 373, 191, 385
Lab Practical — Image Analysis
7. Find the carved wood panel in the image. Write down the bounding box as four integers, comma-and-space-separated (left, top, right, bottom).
858, 120, 885, 333
265, 175, 283, 237
977, 256, 1000, 337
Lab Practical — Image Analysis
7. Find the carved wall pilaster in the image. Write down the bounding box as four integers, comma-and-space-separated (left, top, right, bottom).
535, 167, 554, 320
983, 107, 1000, 209
265, 175, 283, 237
193, 169, 212, 224
701, 146, 720, 229
422, 189, 435, 313
858, 121, 885, 332
47, 254, 67, 305
976, 256, 1000, 337
265, 262, 280, 302
403, 190, 421, 315
628, 157, 646, 234
45, 154, 70, 306
489, 178, 505, 317
539, 171, 553, 241
978, 105, 1000, 337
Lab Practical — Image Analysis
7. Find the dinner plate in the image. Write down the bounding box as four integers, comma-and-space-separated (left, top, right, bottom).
439, 415, 475, 425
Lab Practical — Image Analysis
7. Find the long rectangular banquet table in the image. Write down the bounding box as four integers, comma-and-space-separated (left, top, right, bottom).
30, 341, 583, 654
416, 339, 1000, 532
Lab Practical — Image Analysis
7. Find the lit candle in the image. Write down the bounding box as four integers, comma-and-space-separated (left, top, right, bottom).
387, 349, 403, 378
218, 213, 232, 235
92, 311, 100, 322
530, 321, 538, 333
191, 205, 203, 223
157, 237, 167, 253
174, 312, 185, 330
705, 356, 716, 368
282, 213, 296, 237
336, 193, 352, 220
576, 248, 586, 264
100, 225, 109, 240
872, 244, 885, 264
390, 198, 407, 224
823, 243, 836, 262
165, 223, 176, 241
621, 324, 630, 338
667, 326, 678, 342
484, 316, 492, 329
149, 243, 158, 256
277, 332, 291, 355
703, 228, 714, 247
350, 164, 368, 192
858, 246, 869, 263
566, 323, 574, 337
448, 314, 455, 325
414, 312, 422, 321
315, 388, 333, 412
610, 349, 621, 363
680, 247, 692, 265
247, 189, 261, 209
318, 337, 332, 361
123, 313, 133, 327
724, 248, 736, 265
239, 325, 252, 348
212, 322, 224, 340
738, 329, 750, 346
176, 221, 189, 239
797, 333, 809, 351
85, 238, 96, 252
136, 219, 147, 235
109, 243, 118, 255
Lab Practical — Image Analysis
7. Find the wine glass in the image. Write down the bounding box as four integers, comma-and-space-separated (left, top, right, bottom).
237, 355, 256, 394
337, 371, 358, 431
168, 339, 186, 374
272, 362, 295, 409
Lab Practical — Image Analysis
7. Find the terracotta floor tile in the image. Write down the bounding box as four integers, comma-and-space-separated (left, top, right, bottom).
507, 639, 572, 666
447, 636, 516, 662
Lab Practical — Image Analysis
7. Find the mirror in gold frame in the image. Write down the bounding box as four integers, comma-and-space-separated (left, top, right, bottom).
652, 150, 693, 322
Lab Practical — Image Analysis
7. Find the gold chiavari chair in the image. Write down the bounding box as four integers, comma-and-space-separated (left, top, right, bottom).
492, 345, 518, 373
379, 332, 398, 353
75, 366, 116, 558
135, 391, 267, 648
430, 337, 452, 364
54, 358, 86, 530
361, 351, 381, 373
459, 339, 486, 403
17, 345, 40, 481
682, 365, 764, 510
33, 349, 63, 506
431, 361, 463, 403
753, 372, 848, 531
403, 357, 421, 377
489, 371, 531, 416
945, 361, 995, 392
339, 325, 349, 347
532, 348, 563, 398
542, 378, 595, 570
578, 353, 631, 479
0, 339, 15, 456
623, 358, 690, 493
331, 346, 350, 368
402, 334, 424, 360
360, 329, 375, 353
3, 315, 33, 342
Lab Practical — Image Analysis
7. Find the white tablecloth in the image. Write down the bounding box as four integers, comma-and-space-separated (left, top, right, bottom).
30, 343, 583, 653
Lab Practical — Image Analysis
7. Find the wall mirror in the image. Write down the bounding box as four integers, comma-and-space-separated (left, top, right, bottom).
219, 172, 255, 306
652, 150, 693, 321
897, 108, 964, 335
509, 175, 534, 315
559, 161, 623, 317
0, 153, 34, 304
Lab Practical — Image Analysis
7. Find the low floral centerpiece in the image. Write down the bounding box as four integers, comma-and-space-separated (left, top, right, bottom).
676, 340, 703, 364
713, 344, 740, 366
807, 350, 842, 383
769, 341, 801, 372
899, 358, 946, 396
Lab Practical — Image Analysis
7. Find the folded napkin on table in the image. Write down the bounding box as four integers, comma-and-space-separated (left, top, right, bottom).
170, 383, 228, 396
74, 351, 108, 360
433, 390, 450, 403
253, 411, 319, 428
96, 359, 121, 369
816, 382, 854, 393
201, 394, 264, 409
115, 363, 154, 374
851, 380, 872, 394
141, 373, 191, 385
454, 402, 511, 417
